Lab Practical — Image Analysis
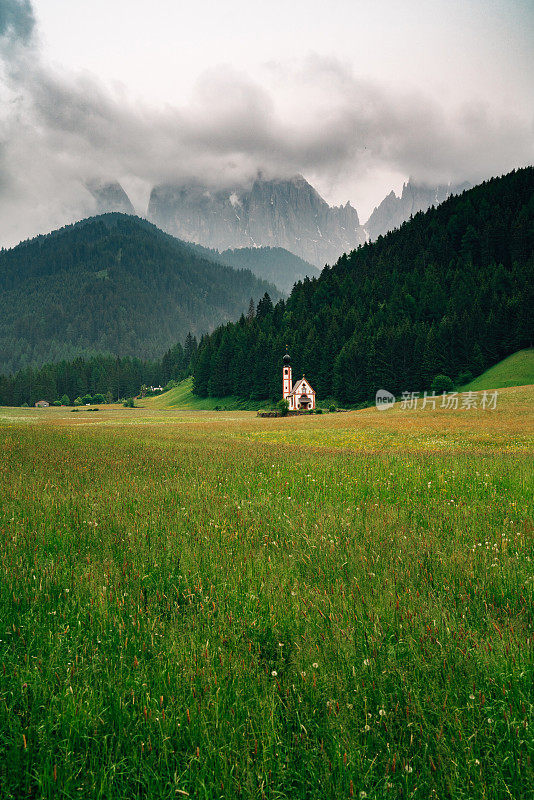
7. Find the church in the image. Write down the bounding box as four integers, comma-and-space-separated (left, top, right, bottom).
282, 351, 316, 411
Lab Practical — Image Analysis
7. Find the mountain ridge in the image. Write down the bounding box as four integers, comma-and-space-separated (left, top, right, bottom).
184, 242, 319, 294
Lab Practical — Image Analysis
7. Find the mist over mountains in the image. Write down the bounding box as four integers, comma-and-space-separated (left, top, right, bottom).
86, 180, 135, 216
365, 179, 471, 240
147, 174, 365, 268
87, 172, 474, 267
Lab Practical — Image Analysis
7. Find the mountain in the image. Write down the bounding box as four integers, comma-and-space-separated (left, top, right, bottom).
147, 174, 366, 268
190, 168, 533, 404
86, 179, 135, 215
185, 243, 319, 294
0, 213, 281, 374
364, 179, 471, 240
218, 247, 319, 294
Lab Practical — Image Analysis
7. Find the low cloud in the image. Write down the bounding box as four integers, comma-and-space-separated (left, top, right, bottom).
0, 1, 532, 246
0, 0, 34, 43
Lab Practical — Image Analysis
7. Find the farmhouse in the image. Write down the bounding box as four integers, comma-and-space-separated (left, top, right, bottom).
282, 351, 316, 411
34, 400, 49, 408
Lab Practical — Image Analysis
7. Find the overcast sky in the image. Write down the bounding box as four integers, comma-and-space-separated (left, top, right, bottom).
0, 0, 532, 247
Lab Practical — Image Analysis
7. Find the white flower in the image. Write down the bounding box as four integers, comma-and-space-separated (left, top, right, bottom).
312, 662, 319, 669
359, 792, 367, 799
405, 764, 413, 773
469, 694, 475, 700
379, 708, 386, 717
363, 658, 370, 666
271, 670, 278, 677
364, 724, 370, 732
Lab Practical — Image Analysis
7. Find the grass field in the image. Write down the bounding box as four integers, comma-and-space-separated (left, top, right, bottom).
144, 377, 265, 411
461, 349, 534, 392
0, 387, 533, 799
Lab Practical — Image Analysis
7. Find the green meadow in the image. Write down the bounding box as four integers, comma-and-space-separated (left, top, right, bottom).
0, 387, 533, 799
460, 349, 534, 392
144, 377, 262, 411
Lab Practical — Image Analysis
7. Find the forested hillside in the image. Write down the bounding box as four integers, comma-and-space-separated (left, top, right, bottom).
191, 168, 533, 404
0, 214, 280, 374
187, 244, 319, 294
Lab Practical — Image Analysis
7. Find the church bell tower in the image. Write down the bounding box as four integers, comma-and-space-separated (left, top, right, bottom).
282, 349, 292, 400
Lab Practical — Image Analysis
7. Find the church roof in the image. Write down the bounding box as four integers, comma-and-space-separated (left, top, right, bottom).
288, 377, 315, 396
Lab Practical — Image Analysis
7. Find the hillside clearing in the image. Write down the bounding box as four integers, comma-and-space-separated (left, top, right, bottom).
142, 376, 264, 410
461, 348, 534, 391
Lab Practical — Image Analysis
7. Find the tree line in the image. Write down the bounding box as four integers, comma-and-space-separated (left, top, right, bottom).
0, 335, 198, 407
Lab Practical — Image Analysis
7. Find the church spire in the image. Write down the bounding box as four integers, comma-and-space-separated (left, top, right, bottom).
282, 348, 292, 401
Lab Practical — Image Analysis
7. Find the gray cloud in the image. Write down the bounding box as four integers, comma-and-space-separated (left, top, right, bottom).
0, 2, 532, 246
0, 0, 35, 43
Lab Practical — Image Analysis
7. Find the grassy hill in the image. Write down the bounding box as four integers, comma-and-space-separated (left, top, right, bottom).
143, 377, 266, 410
461, 349, 534, 391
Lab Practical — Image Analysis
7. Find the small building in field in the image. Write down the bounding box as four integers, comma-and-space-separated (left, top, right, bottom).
35, 400, 49, 408
282, 351, 316, 411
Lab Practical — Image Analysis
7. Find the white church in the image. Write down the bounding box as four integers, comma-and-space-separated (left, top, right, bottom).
282, 351, 316, 411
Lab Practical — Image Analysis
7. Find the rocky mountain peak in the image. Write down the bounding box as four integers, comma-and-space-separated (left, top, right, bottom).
147, 174, 366, 268
364, 179, 471, 240
85, 179, 135, 215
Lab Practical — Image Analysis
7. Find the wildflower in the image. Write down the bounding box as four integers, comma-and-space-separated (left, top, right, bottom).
475, 759, 480, 766
379, 709, 386, 717
312, 662, 319, 669
469, 694, 475, 700
360, 792, 367, 799
271, 670, 278, 677
364, 724, 370, 732
363, 658, 370, 666
405, 764, 413, 773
